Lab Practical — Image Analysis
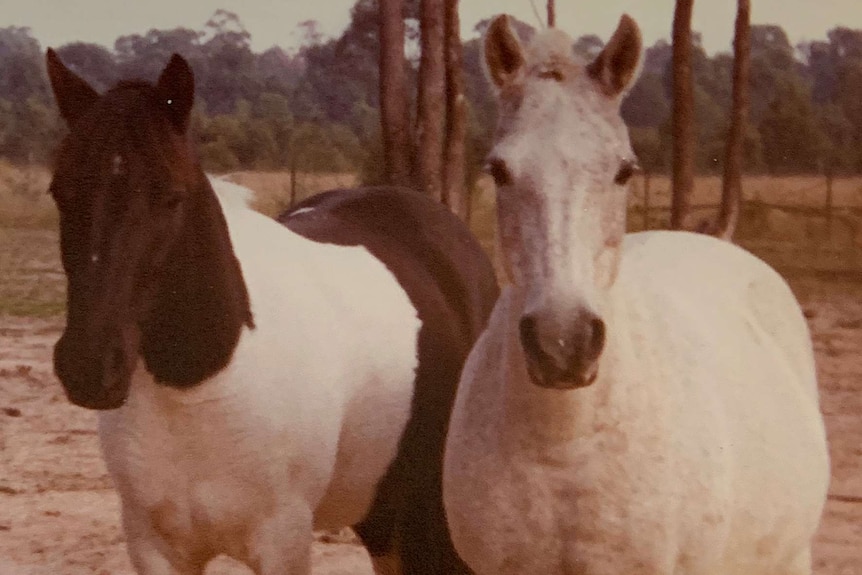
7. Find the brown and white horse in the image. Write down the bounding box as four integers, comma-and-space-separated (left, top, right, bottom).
46, 50, 498, 575
443, 14, 829, 575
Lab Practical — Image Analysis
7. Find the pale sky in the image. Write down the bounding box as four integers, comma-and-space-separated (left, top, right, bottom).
3, 0, 860, 55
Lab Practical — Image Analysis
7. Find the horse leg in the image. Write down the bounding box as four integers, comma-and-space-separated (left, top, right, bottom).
246, 499, 314, 575
355, 331, 473, 575
123, 513, 207, 575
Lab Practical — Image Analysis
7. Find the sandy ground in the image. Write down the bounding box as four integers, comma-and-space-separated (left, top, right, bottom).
0, 274, 860, 574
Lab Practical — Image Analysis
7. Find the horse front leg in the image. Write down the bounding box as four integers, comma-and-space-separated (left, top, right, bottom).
122, 512, 208, 575
246, 499, 314, 575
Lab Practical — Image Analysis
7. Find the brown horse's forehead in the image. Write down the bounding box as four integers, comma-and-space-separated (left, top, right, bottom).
60, 93, 192, 183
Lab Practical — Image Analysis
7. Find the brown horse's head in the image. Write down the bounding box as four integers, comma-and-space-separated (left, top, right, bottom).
47, 51, 201, 409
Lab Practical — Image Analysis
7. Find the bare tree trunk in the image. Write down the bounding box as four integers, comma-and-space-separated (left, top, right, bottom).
716, 0, 750, 241
289, 153, 298, 208
443, 0, 468, 220
670, 0, 695, 230
417, 0, 446, 201
547, 0, 556, 27
379, 0, 413, 187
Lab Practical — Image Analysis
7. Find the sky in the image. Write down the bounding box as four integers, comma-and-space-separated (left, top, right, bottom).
3, 0, 860, 55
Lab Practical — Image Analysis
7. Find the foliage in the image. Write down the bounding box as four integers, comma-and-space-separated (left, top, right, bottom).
0, 11, 859, 176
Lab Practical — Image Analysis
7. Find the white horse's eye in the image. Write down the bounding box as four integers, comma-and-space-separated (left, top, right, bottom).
614, 159, 640, 186
486, 158, 513, 188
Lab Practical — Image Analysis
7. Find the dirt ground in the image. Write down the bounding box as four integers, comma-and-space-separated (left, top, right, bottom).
1, 274, 860, 574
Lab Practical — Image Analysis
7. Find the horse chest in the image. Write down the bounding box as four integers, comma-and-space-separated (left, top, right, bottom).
450, 427, 688, 575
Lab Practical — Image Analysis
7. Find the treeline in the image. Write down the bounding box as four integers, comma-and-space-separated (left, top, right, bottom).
1, 2, 861, 178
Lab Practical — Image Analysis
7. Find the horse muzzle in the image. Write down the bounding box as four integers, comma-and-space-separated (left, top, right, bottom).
53, 325, 140, 410
518, 309, 606, 390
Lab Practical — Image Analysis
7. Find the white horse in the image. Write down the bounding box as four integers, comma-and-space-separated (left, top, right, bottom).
443, 14, 830, 575
45, 50, 497, 574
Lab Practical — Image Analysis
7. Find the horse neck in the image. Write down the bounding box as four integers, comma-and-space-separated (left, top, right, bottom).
140, 172, 254, 388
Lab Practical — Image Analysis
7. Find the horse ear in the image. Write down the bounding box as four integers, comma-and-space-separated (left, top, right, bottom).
156, 54, 195, 133
484, 15, 525, 90
587, 14, 643, 98
46, 48, 99, 125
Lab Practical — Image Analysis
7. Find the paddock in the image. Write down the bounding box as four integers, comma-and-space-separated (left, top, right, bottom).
0, 266, 858, 574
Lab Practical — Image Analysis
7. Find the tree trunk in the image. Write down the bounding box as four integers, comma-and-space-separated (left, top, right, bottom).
547, 1, 556, 27
443, 0, 468, 220
670, 0, 695, 230
379, 0, 413, 187
417, 0, 446, 201
716, 0, 750, 241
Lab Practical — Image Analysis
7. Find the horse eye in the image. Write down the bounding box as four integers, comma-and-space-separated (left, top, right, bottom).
614, 160, 640, 186
485, 158, 513, 188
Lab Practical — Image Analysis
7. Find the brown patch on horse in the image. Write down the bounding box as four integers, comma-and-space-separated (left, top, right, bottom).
280, 187, 498, 575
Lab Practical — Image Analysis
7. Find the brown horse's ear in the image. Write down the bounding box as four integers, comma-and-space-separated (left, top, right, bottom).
46, 48, 99, 124
156, 54, 195, 133
484, 15, 525, 90
587, 14, 643, 98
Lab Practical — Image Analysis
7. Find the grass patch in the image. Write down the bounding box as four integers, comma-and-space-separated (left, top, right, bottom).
0, 160, 57, 229
0, 228, 65, 318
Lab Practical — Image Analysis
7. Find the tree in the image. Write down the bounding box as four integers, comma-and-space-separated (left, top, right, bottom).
417, 0, 446, 201
0, 27, 49, 103
758, 78, 826, 173
670, 0, 695, 229
442, 0, 468, 219
715, 0, 750, 241
379, 0, 414, 187
547, 1, 556, 28
54, 43, 118, 92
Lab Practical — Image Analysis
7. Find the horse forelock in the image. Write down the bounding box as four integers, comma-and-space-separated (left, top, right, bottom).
524, 29, 585, 82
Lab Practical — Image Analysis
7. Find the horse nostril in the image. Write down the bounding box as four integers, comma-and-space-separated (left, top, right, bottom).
519, 315, 541, 359
587, 316, 606, 359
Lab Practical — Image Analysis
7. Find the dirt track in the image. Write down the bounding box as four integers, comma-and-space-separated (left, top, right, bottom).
0, 274, 860, 574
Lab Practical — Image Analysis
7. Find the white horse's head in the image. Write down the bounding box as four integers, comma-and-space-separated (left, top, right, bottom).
483, 14, 643, 389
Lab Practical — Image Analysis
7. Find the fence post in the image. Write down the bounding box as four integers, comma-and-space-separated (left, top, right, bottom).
289, 155, 298, 209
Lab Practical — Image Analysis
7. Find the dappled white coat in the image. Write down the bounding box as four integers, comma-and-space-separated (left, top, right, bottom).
98, 178, 421, 571
444, 231, 830, 575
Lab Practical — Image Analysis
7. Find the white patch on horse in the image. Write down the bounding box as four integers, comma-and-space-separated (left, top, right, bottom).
444, 14, 828, 575
99, 180, 423, 568
291, 206, 315, 216
111, 154, 124, 175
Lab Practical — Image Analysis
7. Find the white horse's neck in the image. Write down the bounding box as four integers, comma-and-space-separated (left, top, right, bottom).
494, 282, 637, 457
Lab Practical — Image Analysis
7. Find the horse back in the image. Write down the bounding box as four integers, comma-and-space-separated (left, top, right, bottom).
279, 187, 499, 348
278, 187, 498, 574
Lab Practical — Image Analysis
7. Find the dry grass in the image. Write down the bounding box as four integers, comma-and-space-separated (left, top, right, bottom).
2, 163, 862, 317
0, 160, 56, 229
221, 171, 358, 218
628, 174, 862, 210
0, 228, 65, 317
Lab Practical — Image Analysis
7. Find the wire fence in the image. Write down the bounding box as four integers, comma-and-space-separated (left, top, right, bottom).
626, 174, 862, 276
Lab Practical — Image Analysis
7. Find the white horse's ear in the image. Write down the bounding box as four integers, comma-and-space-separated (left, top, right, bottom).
484, 15, 525, 90
46, 48, 99, 125
587, 14, 643, 98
